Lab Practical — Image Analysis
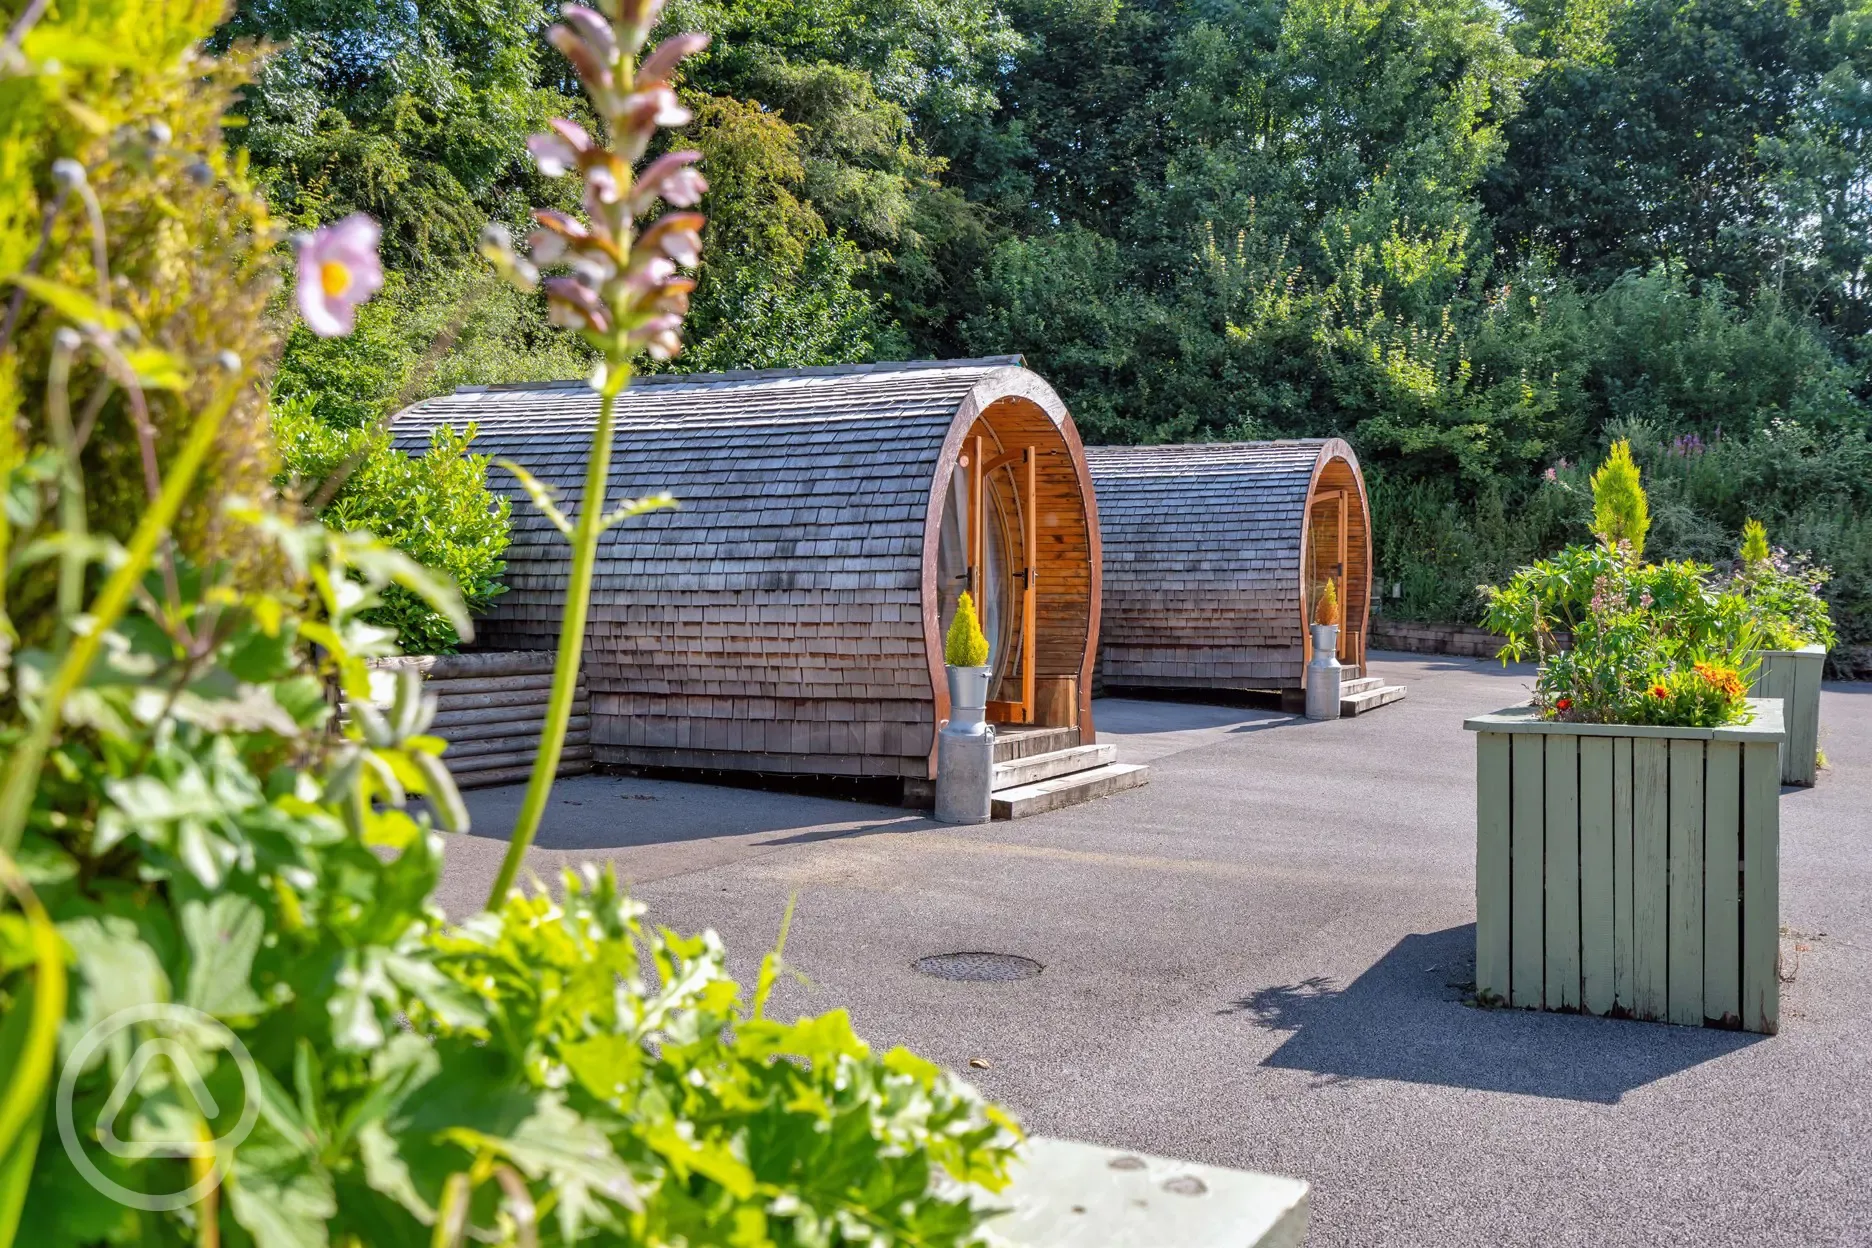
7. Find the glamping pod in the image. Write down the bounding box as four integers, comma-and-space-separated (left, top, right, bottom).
1087, 440, 1401, 713
392, 358, 1113, 788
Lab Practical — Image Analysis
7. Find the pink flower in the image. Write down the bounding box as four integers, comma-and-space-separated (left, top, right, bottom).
639, 213, 705, 267
549, 6, 618, 89
528, 119, 597, 177
637, 31, 710, 86
295, 214, 382, 337
543, 277, 610, 332
632, 150, 707, 212
623, 86, 692, 130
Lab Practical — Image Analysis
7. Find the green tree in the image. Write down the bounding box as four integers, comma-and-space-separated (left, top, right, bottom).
1486, 0, 1872, 338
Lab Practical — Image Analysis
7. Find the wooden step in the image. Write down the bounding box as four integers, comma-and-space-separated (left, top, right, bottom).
1341, 684, 1407, 717
1339, 675, 1384, 697
992, 726, 1080, 763
991, 763, 1150, 819
993, 743, 1116, 790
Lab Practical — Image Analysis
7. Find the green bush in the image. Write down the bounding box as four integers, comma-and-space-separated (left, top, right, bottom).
273, 269, 595, 431
1481, 448, 1760, 727
274, 397, 510, 654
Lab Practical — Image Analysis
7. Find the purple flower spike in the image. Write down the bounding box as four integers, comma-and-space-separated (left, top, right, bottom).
638, 31, 710, 86
633, 150, 708, 212
295, 213, 383, 338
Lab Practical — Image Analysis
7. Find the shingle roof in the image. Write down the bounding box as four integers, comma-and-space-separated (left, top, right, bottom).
1085, 441, 1329, 595
393, 358, 1032, 598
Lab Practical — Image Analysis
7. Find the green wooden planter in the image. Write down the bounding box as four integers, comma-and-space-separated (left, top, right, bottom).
1464, 700, 1784, 1034
1751, 644, 1826, 786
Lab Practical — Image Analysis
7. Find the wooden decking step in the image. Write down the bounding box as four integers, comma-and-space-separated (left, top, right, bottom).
1341, 684, 1407, 717
992, 726, 1080, 763
993, 743, 1117, 790
991, 762, 1150, 820
1340, 675, 1384, 697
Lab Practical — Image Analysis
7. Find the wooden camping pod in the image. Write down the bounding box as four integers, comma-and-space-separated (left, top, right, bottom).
1087, 439, 1372, 692
392, 358, 1102, 781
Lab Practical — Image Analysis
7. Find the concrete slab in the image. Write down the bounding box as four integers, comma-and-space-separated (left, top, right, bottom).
440, 652, 1872, 1246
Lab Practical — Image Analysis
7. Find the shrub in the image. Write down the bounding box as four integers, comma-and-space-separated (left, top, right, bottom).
1482, 446, 1759, 727
945, 591, 991, 667
1590, 438, 1650, 560
273, 396, 510, 653
272, 268, 595, 430
1315, 578, 1341, 626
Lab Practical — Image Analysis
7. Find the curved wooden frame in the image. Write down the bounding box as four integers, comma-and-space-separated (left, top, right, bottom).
920, 369, 1101, 777
1296, 438, 1373, 673
1088, 438, 1372, 694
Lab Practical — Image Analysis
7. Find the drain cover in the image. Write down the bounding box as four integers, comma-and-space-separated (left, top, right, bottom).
913, 952, 1043, 982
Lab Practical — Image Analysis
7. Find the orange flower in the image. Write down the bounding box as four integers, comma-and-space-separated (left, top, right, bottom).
1556, 697, 1573, 712
1693, 662, 1745, 699
1650, 683, 1669, 700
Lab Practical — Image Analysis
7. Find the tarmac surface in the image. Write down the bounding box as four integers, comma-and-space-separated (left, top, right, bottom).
436, 652, 1872, 1247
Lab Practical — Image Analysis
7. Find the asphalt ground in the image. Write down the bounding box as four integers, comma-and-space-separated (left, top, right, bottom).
436, 652, 1872, 1247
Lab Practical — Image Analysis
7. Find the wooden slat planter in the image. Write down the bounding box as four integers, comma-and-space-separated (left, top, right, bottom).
1751, 644, 1825, 786
1465, 700, 1784, 1034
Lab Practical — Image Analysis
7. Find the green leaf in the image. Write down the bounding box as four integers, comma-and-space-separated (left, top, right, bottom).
226, 1118, 337, 1248
358, 1119, 435, 1225
58, 916, 170, 1051
597, 490, 677, 532
7, 276, 126, 331
182, 894, 266, 1018
382, 953, 485, 1029
118, 346, 189, 392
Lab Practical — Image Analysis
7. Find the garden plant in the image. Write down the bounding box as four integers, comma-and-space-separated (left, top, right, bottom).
1721, 518, 1837, 653
944, 592, 991, 669
1481, 441, 1766, 728
0, 1, 1021, 1246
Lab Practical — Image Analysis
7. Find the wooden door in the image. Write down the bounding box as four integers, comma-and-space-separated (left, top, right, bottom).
977, 444, 1037, 725
1305, 490, 1350, 663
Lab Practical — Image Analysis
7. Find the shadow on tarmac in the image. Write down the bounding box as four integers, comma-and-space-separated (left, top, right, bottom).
1226, 925, 1763, 1104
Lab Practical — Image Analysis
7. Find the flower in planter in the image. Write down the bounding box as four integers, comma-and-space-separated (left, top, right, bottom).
1483, 443, 1760, 729
1718, 518, 1836, 651
946, 590, 991, 667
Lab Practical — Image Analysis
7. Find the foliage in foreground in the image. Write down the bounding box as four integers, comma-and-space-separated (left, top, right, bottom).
0, 1, 1022, 1244
3, 532, 1016, 1246
273, 398, 510, 653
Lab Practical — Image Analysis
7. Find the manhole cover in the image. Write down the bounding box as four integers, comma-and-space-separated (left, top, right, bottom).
913, 952, 1043, 982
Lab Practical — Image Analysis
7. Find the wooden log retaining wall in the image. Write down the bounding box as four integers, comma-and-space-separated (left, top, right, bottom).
367, 652, 592, 788
1466, 700, 1784, 1034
